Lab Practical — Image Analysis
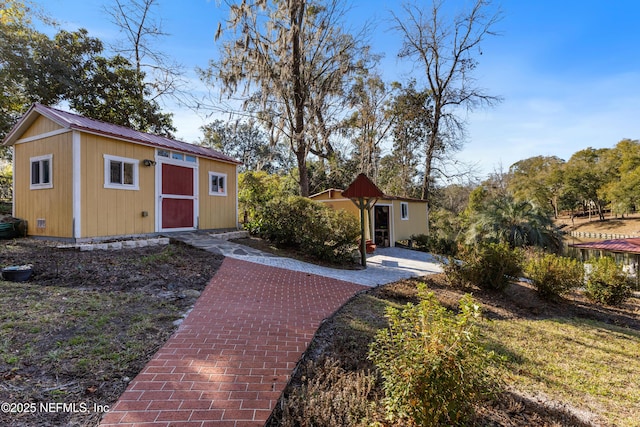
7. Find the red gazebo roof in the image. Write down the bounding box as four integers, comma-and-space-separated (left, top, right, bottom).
342, 173, 384, 199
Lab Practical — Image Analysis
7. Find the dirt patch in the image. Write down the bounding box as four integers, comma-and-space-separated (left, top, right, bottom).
0, 238, 222, 427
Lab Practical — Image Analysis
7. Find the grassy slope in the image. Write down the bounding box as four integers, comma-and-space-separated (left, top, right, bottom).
483, 318, 640, 426
0, 241, 221, 427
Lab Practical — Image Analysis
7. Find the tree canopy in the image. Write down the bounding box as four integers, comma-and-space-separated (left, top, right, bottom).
3, 0, 638, 238
203, 0, 369, 196
0, 0, 175, 148
200, 119, 290, 173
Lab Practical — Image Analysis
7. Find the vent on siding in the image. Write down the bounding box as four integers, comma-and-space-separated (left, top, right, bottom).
36, 218, 46, 228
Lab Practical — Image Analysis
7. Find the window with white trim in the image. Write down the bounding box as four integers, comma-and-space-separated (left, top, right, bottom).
104, 155, 139, 190
30, 154, 53, 189
400, 202, 409, 220
209, 172, 227, 196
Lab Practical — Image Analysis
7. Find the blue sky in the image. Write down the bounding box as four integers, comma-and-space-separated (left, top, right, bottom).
35, 0, 640, 179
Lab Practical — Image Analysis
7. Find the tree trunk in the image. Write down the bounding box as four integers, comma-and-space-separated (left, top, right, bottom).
291, 0, 308, 197
421, 112, 440, 207
296, 147, 310, 197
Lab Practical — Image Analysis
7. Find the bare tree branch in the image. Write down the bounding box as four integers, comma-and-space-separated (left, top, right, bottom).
106, 0, 190, 107
392, 0, 503, 202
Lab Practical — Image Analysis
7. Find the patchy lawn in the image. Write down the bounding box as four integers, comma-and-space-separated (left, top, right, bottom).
268, 275, 640, 427
0, 238, 222, 427
483, 318, 640, 426
3, 236, 639, 426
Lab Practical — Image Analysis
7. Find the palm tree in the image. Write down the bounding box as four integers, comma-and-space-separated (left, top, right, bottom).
465, 196, 561, 250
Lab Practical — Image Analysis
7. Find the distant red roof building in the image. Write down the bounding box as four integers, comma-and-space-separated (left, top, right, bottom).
569, 238, 640, 254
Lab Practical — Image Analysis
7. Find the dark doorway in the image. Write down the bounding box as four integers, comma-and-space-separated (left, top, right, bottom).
374, 205, 390, 247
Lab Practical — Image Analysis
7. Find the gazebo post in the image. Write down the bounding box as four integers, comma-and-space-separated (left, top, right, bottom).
358, 197, 367, 267
342, 173, 385, 269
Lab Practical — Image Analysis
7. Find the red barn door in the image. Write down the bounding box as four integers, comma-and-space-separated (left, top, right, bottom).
160, 163, 196, 229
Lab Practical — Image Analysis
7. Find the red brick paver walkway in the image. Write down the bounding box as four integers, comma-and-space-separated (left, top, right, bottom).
100, 257, 365, 427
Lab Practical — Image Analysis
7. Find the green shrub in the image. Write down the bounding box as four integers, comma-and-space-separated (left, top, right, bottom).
368, 284, 500, 426
525, 252, 584, 299
585, 257, 632, 306
444, 242, 523, 291
238, 171, 295, 231
410, 233, 457, 257
278, 359, 378, 427
258, 196, 360, 263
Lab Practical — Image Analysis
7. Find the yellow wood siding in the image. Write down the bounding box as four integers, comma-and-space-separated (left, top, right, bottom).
13, 134, 73, 238
11, 108, 243, 240
392, 200, 429, 241
20, 116, 64, 139
80, 134, 156, 238
320, 198, 359, 215
198, 159, 238, 229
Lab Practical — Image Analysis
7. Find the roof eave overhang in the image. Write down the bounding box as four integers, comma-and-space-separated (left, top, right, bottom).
69, 125, 242, 165
2, 104, 242, 166
2, 104, 68, 146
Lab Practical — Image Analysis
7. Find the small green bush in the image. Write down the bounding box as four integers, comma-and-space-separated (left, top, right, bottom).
585, 257, 633, 306
258, 196, 360, 263
444, 242, 523, 291
525, 252, 584, 299
368, 284, 500, 427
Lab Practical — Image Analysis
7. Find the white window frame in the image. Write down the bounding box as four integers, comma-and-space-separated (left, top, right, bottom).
104, 154, 139, 190
208, 171, 227, 196
30, 154, 53, 189
400, 201, 409, 220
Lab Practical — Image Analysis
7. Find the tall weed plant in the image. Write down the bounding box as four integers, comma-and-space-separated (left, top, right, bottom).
278, 359, 378, 427
369, 284, 500, 426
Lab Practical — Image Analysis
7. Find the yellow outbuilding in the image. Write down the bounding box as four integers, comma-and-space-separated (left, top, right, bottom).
2, 104, 241, 241
309, 181, 429, 248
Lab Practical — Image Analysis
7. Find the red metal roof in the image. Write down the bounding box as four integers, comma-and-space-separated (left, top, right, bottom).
569, 238, 640, 254
4, 104, 241, 165
342, 173, 385, 199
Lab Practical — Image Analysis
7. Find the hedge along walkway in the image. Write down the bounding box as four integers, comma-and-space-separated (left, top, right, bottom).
99, 257, 366, 427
